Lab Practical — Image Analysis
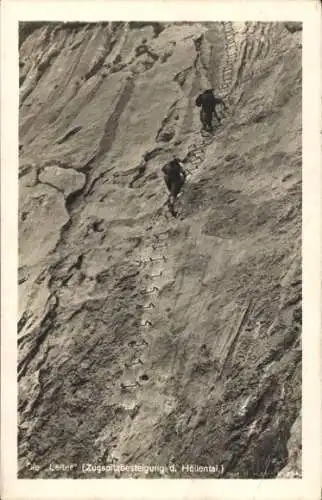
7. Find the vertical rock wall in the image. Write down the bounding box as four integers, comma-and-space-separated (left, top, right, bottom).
18, 21, 302, 478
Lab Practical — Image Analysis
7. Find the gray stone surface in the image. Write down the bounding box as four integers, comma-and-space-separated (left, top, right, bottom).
38, 165, 86, 197
18, 21, 302, 479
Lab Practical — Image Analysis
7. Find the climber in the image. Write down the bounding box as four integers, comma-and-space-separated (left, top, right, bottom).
162, 157, 187, 216
195, 89, 227, 132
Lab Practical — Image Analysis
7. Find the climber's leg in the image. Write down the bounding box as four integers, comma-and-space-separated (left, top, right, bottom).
164, 176, 171, 192
171, 180, 183, 200
201, 107, 213, 132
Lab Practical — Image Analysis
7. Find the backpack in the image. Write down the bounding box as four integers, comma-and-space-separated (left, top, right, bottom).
162, 160, 181, 178
169, 160, 181, 176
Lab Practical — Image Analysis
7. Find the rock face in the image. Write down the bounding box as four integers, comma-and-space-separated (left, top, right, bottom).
18, 21, 302, 479
277, 413, 302, 478
38, 165, 86, 197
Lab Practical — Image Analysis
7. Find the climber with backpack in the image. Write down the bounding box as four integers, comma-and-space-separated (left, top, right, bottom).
162, 157, 187, 216
195, 89, 227, 132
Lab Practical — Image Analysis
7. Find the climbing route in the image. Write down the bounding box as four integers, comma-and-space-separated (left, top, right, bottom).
110, 22, 280, 421
111, 116, 219, 453
183, 132, 214, 173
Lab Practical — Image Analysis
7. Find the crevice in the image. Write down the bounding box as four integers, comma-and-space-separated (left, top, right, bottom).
19, 22, 60, 48
65, 181, 89, 212
37, 180, 64, 195
135, 44, 159, 62
128, 22, 165, 38
20, 33, 65, 107
18, 311, 33, 334
84, 76, 135, 196
111, 22, 125, 33
129, 162, 147, 188
155, 99, 180, 143
174, 66, 193, 88
19, 164, 33, 179
193, 35, 204, 53
84, 33, 117, 81
48, 217, 73, 256
62, 22, 91, 31
56, 125, 82, 144
18, 293, 59, 380
284, 23, 302, 34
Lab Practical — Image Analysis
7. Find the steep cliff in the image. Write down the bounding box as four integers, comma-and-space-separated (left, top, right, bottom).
18, 21, 302, 479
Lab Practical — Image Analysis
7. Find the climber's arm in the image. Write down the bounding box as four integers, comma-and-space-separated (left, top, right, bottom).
179, 163, 187, 180
216, 97, 228, 110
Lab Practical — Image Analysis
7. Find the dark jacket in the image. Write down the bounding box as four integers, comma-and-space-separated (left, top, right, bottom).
195, 89, 218, 110
162, 159, 186, 180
